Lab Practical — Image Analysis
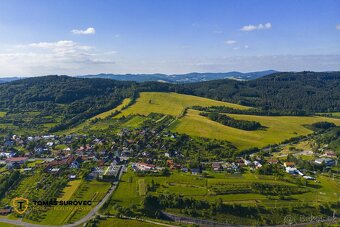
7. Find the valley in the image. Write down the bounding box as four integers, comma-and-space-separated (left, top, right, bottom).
0, 73, 339, 226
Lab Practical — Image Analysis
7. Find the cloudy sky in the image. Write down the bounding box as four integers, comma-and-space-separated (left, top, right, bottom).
0, 0, 339, 77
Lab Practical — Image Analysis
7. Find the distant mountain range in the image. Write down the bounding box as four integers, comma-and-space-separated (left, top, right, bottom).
77, 70, 277, 83
0, 71, 276, 84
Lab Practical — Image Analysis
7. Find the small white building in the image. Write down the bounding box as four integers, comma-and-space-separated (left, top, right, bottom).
286, 167, 297, 174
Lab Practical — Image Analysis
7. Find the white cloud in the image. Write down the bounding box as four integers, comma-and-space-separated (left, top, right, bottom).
336, 24, 340, 30
225, 40, 237, 45
241, 22, 272, 31
0, 40, 115, 76
244, 45, 249, 49
71, 27, 96, 35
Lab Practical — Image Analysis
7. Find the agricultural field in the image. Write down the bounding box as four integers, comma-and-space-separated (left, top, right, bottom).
116, 92, 248, 118
172, 110, 340, 150
0, 111, 60, 135
121, 115, 147, 128
85, 92, 340, 150
103, 169, 340, 225
106, 168, 340, 224
31, 179, 111, 225
58, 179, 82, 201
62, 92, 340, 150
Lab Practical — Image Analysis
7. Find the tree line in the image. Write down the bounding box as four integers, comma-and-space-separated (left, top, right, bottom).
199, 112, 263, 130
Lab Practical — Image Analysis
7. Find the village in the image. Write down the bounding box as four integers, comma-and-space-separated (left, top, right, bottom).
0, 123, 338, 225
0, 125, 337, 181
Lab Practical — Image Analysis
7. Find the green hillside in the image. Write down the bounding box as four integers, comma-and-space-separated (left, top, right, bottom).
112, 92, 340, 150
172, 110, 340, 150
116, 92, 248, 118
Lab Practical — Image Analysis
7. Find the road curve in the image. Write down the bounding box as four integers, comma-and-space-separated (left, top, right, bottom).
0, 166, 126, 227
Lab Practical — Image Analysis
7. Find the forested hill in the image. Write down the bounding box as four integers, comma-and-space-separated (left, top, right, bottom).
0, 75, 137, 131
152, 71, 339, 114
0, 72, 339, 132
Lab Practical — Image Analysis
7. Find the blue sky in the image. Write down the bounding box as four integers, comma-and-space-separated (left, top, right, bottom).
0, 0, 339, 76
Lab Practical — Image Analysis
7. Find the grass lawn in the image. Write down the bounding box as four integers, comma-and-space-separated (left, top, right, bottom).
110, 171, 142, 208
54, 144, 69, 150
116, 92, 248, 118
138, 179, 147, 196
0, 112, 6, 117
172, 110, 340, 150
121, 116, 147, 128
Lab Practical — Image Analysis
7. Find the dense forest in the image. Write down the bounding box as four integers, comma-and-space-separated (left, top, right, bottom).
0, 71, 339, 132
185, 71, 340, 113
199, 112, 263, 130
0, 75, 137, 131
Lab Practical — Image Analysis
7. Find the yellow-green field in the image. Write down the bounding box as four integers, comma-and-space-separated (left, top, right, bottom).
58, 179, 82, 201
108, 170, 340, 211
0, 112, 6, 117
116, 92, 248, 118
172, 110, 340, 150
24, 180, 111, 225
67, 92, 340, 150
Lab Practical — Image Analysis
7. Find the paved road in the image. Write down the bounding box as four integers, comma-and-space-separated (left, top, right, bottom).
0, 165, 126, 227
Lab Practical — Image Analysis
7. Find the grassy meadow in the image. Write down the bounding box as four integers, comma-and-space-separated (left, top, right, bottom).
33, 179, 111, 225
171, 110, 340, 150
107, 169, 340, 216
64, 91, 340, 150
116, 92, 248, 118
